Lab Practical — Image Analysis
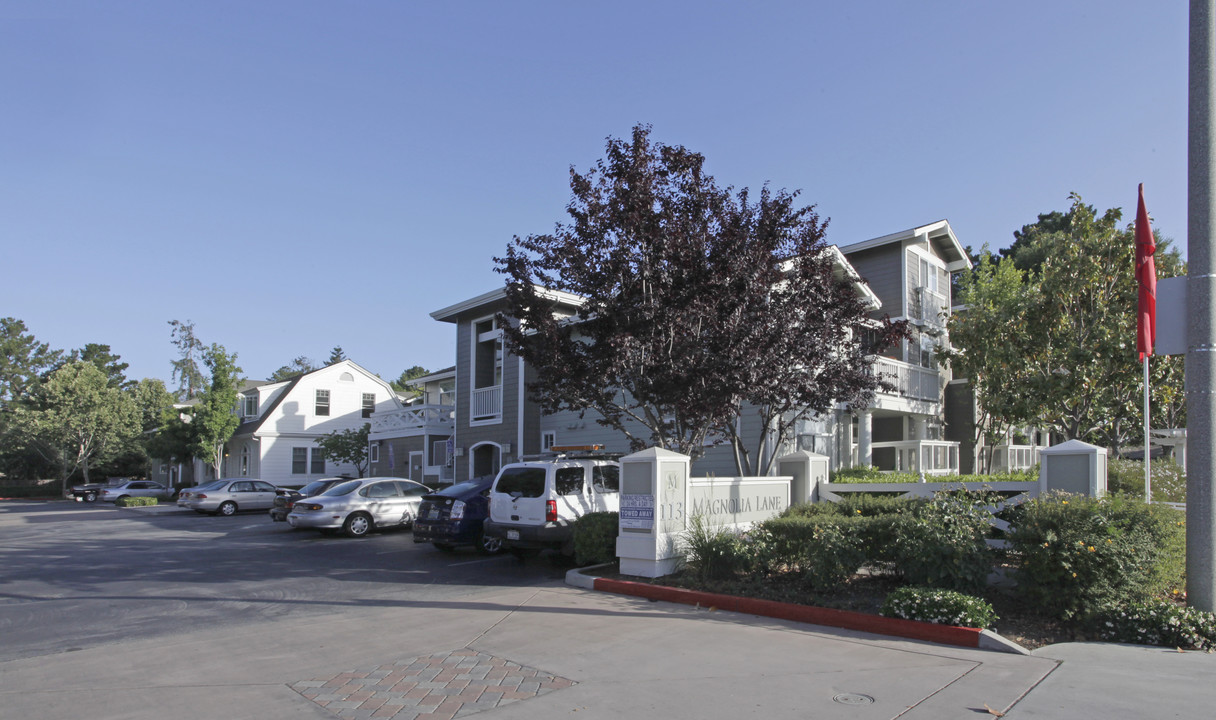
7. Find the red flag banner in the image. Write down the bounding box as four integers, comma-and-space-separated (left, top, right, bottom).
1135, 183, 1157, 360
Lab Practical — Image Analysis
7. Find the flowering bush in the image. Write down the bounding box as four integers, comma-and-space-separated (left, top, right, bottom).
1107, 457, 1187, 503
1007, 493, 1185, 619
880, 586, 998, 629
1089, 602, 1216, 650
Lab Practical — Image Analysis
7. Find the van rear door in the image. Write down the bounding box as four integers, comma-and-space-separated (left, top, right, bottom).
490, 466, 548, 524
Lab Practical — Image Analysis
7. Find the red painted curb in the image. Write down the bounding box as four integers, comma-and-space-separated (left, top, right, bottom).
593, 577, 982, 648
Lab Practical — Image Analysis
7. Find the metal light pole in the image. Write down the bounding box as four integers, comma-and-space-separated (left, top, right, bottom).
1188, 0, 1216, 613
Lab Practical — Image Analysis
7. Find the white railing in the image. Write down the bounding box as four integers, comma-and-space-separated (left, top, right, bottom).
873, 357, 940, 402
369, 405, 455, 435
988, 444, 1045, 473
868, 439, 961, 475
471, 385, 502, 420
911, 287, 949, 328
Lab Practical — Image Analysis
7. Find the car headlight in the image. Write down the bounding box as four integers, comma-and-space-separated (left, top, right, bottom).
450, 500, 466, 520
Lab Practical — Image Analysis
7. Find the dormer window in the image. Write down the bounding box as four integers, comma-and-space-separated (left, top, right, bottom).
242, 394, 258, 418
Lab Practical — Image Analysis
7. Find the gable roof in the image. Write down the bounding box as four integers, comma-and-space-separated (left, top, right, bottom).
230, 359, 398, 438
431, 286, 585, 323
839, 220, 970, 271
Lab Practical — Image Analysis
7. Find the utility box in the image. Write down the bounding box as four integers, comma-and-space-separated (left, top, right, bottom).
776, 450, 830, 504
616, 447, 689, 578
1039, 439, 1107, 498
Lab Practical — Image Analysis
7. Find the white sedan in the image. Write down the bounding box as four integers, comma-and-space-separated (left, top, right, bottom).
287, 477, 430, 537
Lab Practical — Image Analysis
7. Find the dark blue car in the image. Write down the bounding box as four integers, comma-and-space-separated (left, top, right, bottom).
412, 476, 502, 554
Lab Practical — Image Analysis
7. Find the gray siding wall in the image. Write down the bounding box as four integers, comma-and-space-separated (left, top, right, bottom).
844, 244, 904, 321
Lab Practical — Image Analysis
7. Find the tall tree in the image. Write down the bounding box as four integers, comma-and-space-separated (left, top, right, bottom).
315, 424, 371, 477
0, 318, 62, 408
268, 356, 317, 382
390, 365, 429, 394
69, 343, 130, 389
15, 361, 139, 489
191, 344, 243, 480
496, 125, 902, 469
168, 320, 206, 401
947, 194, 1186, 451
327, 346, 347, 365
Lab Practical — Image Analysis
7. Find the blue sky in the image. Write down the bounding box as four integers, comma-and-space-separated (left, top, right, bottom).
0, 1, 1189, 386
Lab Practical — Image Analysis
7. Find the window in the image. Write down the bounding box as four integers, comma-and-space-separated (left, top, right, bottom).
494, 467, 545, 498
370, 442, 379, 463
360, 482, 399, 499
541, 430, 556, 452
242, 394, 257, 417
432, 440, 448, 468
592, 465, 619, 494
555, 467, 585, 496
315, 389, 330, 416
292, 447, 307, 474
362, 393, 375, 418
310, 448, 325, 474
240, 445, 250, 476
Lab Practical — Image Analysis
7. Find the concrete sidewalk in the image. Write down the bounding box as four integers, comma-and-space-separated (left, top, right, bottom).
6, 578, 1207, 720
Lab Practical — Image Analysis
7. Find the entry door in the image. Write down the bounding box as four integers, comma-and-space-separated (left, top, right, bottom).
410, 452, 424, 483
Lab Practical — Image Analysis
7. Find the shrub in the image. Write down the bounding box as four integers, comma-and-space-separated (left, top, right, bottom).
881, 586, 998, 629
830, 467, 919, 484
573, 512, 619, 566
116, 496, 157, 507
1107, 457, 1187, 503
681, 515, 749, 582
1006, 493, 1186, 619
1089, 602, 1216, 650
0, 485, 65, 498
782, 494, 922, 519
890, 490, 994, 593
753, 516, 867, 590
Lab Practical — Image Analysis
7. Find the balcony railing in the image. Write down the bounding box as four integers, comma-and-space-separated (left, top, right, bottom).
873, 357, 940, 402
471, 385, 503, 421
988, 444, 1045, 473
369, 404, 455, 437
863, 439, 960, 476
910, 287, 949, 329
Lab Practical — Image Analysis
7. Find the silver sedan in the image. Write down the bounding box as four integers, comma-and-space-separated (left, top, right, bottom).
185, 479, 278, 516
100, 480, 174, 503
286, 477, 430, 537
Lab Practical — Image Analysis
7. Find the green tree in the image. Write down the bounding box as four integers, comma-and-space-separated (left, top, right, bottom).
0, 317, 62, 408
315, 423, 371, 477
947, 194, 1186, 452
327, 346, 347, 365
389, 365, 429, 394
16, 361, 139, 489
191, 344, 243, 480
68, 343, 131, 389
268, 356, 317, 382
168, 320, 207, 401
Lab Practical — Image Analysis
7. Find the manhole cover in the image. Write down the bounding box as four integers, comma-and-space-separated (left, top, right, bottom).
833, 693, 875, 705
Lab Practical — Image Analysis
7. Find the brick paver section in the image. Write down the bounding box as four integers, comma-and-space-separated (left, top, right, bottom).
291, 649, 577, 719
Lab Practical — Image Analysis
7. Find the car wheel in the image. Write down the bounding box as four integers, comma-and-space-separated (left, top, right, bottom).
83, 491, 97, 503
217, 501, 238, 516
343, 512, 373, 538
476, 529, 504, 555
433, 543, 456, 552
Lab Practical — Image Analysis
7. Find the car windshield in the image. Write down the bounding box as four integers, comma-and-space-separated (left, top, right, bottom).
320, 480, 362, 497
297, 480, 330, 496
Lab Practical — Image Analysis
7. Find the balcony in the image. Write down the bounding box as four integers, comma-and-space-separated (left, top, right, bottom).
873, 357, 940, 402
909, 287, 949, 331
471, 385, 502, 422
368, 404, 455, 439
988, 444, 1045, 473
863, 440, 960, 476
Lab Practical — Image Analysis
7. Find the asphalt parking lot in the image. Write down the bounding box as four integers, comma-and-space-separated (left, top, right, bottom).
0, 500, 568, 663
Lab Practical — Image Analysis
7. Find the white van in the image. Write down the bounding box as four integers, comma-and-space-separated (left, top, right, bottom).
484, 449, 620, 556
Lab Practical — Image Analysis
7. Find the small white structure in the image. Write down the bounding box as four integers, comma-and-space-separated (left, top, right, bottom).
1039, 439, 1107, 498
776, 450, 830, 504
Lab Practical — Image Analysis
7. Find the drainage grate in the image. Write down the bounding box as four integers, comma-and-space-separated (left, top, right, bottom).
833, 693, 876, 706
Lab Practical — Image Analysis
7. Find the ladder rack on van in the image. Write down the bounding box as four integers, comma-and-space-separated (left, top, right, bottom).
520, 444, 624, 462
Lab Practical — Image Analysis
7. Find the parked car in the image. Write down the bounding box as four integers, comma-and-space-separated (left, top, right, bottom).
286, 477, 429, 537
413, 475, 501, 554
99, 480, 175, 503
185, 479, 278, 516
177, 479, 227, 508
269, 477, 351, 522
68, 477, 131, 502
484, 448, 620, 557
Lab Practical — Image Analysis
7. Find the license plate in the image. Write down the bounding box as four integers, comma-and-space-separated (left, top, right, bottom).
506, 530, 519, 540
428, 508, 439, 519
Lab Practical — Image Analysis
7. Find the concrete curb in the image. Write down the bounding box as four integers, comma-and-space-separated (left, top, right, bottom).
566, 565, 1031, 655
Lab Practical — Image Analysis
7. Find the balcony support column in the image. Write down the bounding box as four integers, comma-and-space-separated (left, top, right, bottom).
840, 410, 855, 469
858, 411, 873, 468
